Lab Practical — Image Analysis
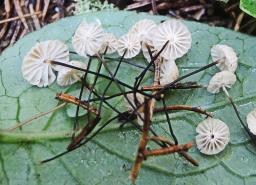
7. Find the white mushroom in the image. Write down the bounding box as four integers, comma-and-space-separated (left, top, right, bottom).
211, 44, 238, 72
160, 59, 179, 85
57, 61, 87, 86
196, 118, 230, 155
246, 109, 256, 135
207, 71, 236, 94
72, 21, 105, 57
129, 19, 157, 42
151, 19, 192, 60
116, 33, 141, 59
99, 32, 118, 54
22, 40, 69, 87
125, 93, 145, 126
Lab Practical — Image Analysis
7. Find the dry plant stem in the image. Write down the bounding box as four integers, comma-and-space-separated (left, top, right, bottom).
130, 99, 152, 183
67, 117, 101, 150
143, 142, 193, 157
13, 0, 29, 29
154, 105, 213, 117
55, 93, 99, 115
41, 114, 119, 163
155, 61, 220, 98
0, 11, 41, 24
7, 103, 66, 131
234, 12, 244, 31
222, 87, 256, 146
149, 136, 198, 166
151, 0, 158, 14
142, 82, 203, 91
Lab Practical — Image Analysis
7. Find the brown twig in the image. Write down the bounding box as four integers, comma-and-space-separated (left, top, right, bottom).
7, 103, 66, 131
0, 11, 41, 25
130, 98, 151, 183
149, 136, 198, 166
154, 105, 213, 117
143, 142, 193, 157
67, 117, 101, 150
13, 0, 29, 30
142, 82, 203, 91
151, 0, 158, 14
55, 93, 99, 116
234, 12, 244, 31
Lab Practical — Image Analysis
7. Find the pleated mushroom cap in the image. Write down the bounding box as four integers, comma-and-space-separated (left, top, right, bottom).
207, 71, 237, 94
57, 61, 87, 86
22, 40, 69, 87
196, 118, 230, 155
116, 33, 141, 59
152, 19, 192, 60
246, 109, 256, 135
211, 44, 238, 72
72, 21, 105, 57
160, 59, 179, 85
99, 33, 118, 54
129, 19, 157, 42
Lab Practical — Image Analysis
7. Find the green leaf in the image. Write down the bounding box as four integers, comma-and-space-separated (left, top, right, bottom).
240, 0, 256, 18
1, 10, 256, 185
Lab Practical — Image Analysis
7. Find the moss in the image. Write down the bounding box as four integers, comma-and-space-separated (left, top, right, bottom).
74, 0, 117, 15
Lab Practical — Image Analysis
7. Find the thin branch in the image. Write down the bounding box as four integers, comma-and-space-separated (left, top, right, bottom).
7, 103, 66, 131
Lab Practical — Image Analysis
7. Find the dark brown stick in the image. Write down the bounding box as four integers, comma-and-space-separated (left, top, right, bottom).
154, 105, 213, 117
143, 142, 193, 157
149, 136, 198, 166
130, 99, 151, 183
56, 93, 99, 116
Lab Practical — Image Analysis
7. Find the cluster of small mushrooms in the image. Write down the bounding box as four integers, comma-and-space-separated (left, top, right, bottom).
20, 17, 256, 181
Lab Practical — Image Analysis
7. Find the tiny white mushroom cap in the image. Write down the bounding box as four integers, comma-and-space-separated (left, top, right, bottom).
160, 59, 179, 85
125, 93, 145, 126
211, 44, 238, 72
99, 33, 118, 54
152, 19, 192, 60
22, 40, 69, 87
129, 19, 157, 42
116, 33, 141, 59
57, 61, 87, 86
246, 109, 256, 135
72, 21, 105, 57
196, 118, 230, 155
207, 71, 236, 94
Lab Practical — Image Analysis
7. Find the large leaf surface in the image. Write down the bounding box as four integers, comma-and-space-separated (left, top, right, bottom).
0, 11, 256, 185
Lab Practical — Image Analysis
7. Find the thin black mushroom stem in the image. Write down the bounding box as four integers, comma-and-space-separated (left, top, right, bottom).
46, 60, 154, 98
68, 49, 128, 150
70, 50, 154, 72
222, 86, 256, 146
133, 41, 169, 106
161, 97, 178, 145
72, 57, 93, 140
42, 51, 221, 164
